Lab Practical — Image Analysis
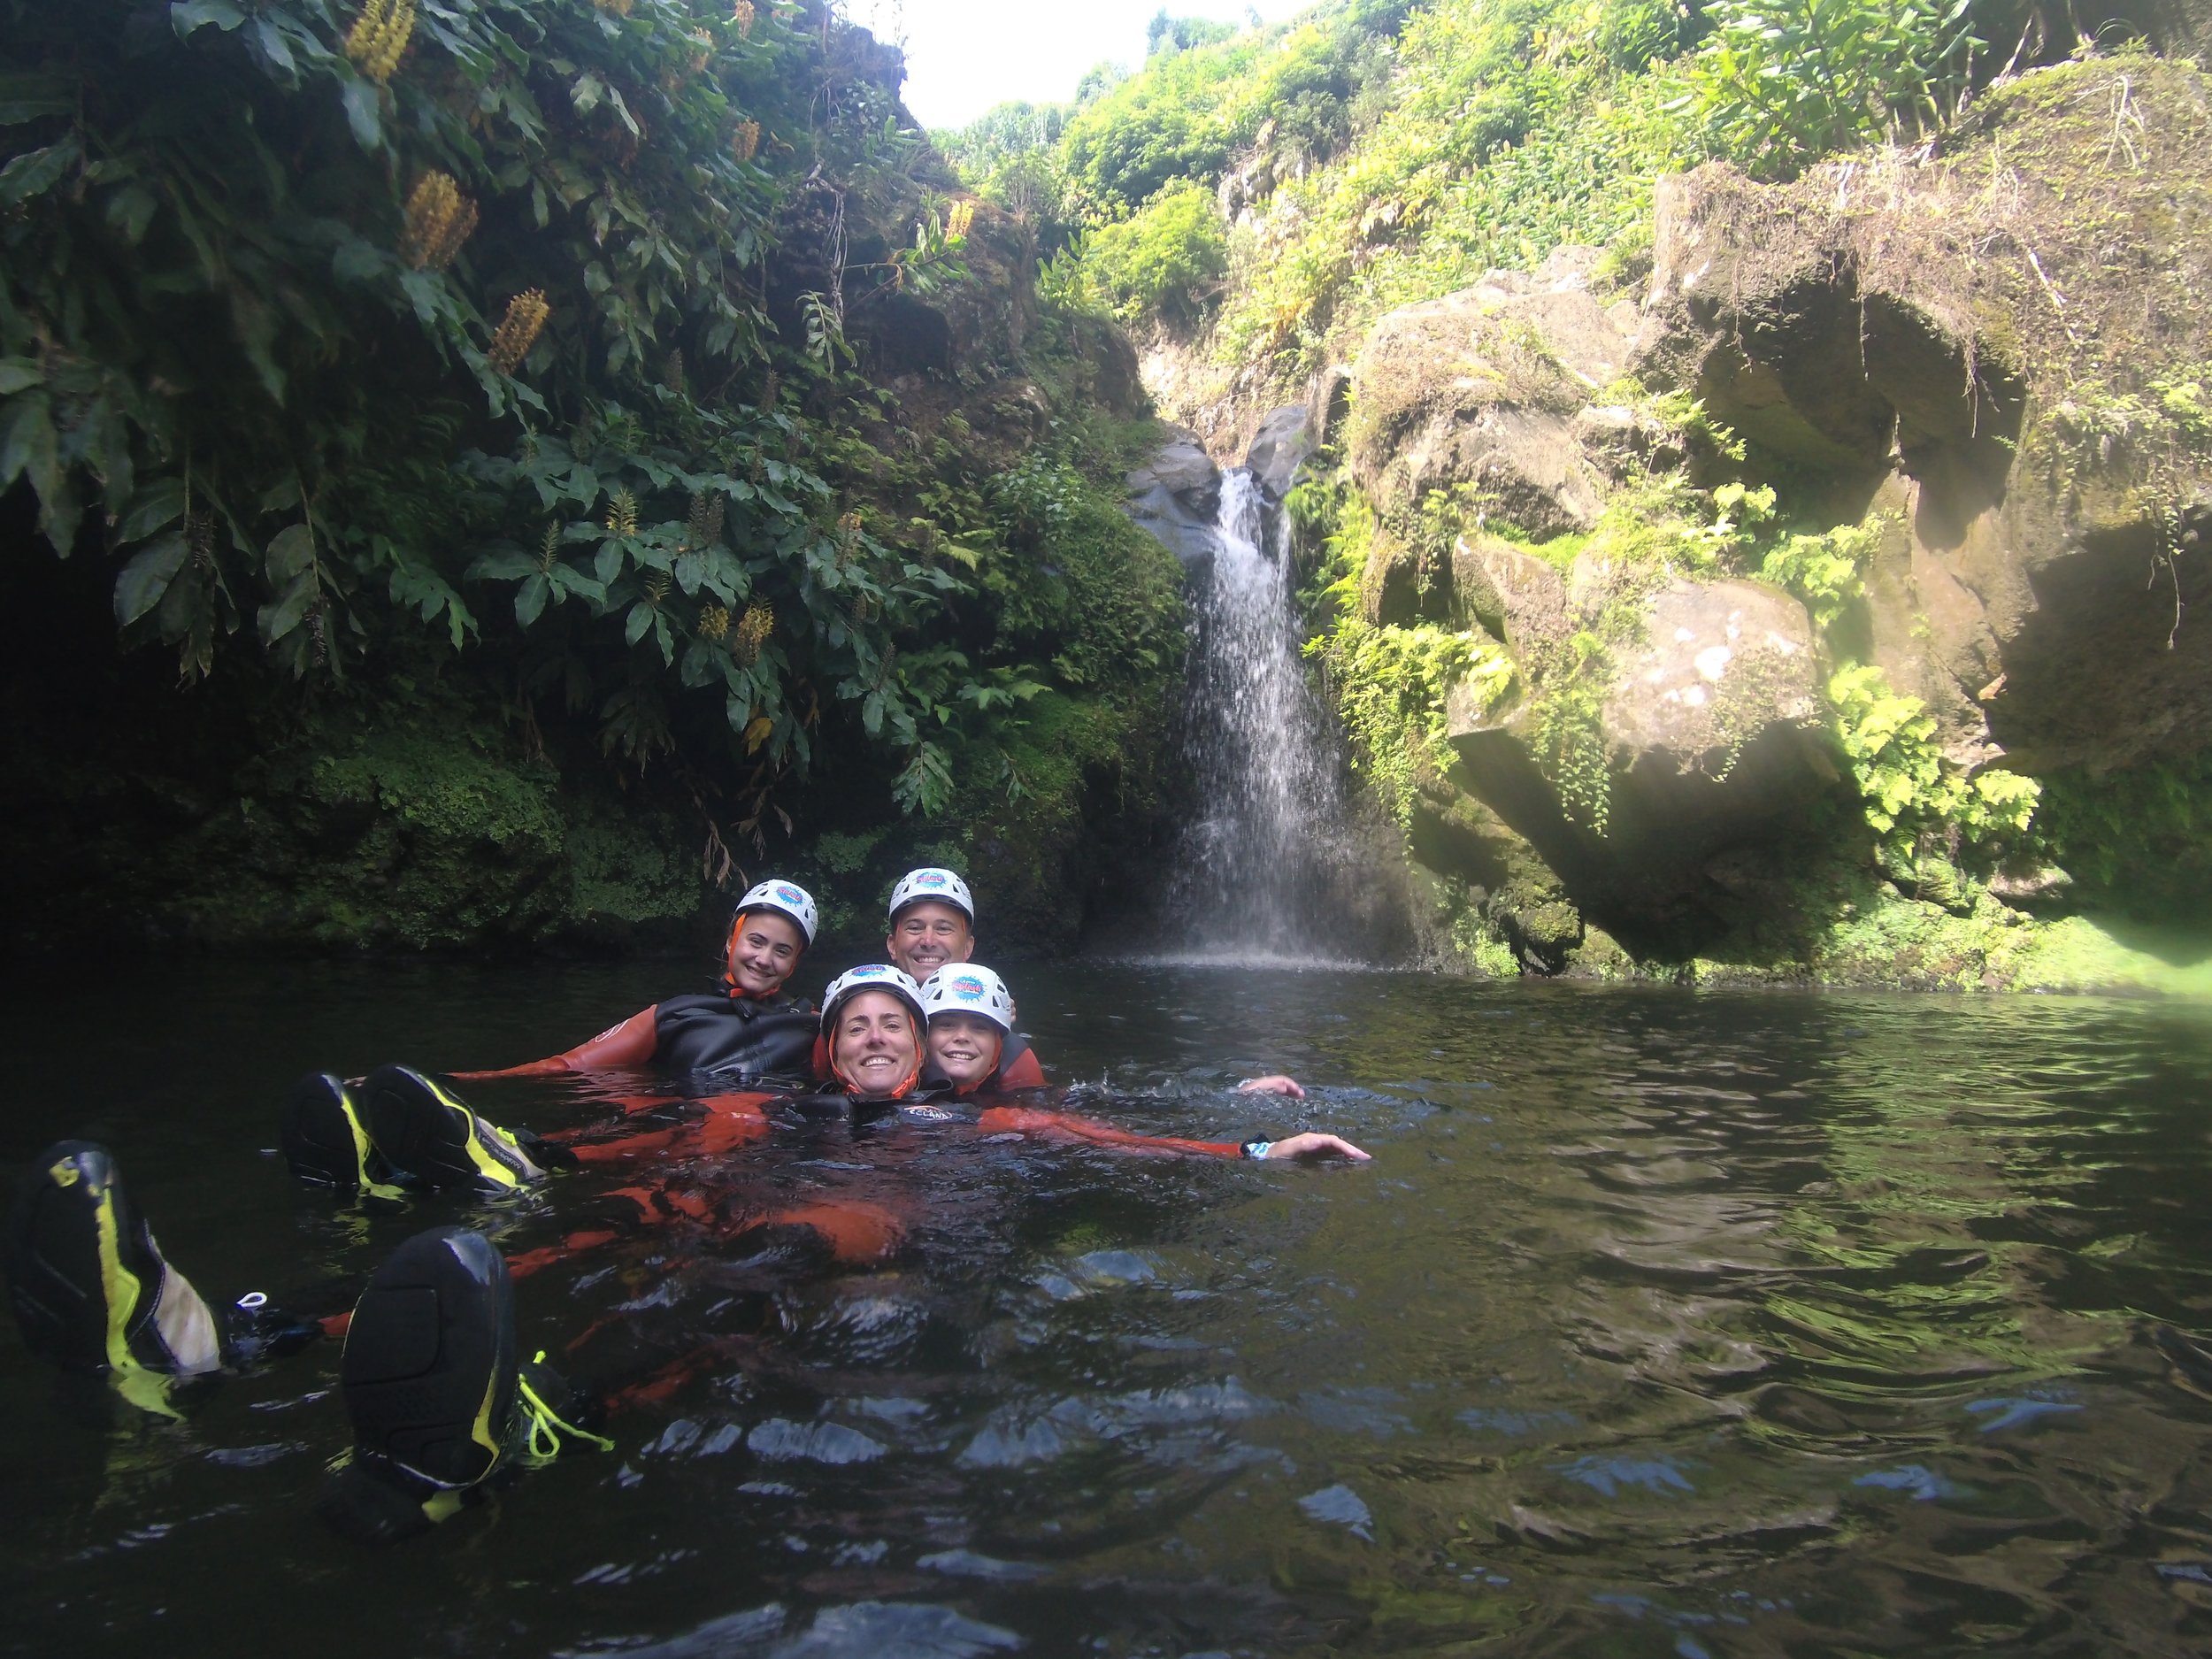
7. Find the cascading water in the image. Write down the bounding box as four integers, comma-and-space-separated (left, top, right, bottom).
1159, 469, 1409, 963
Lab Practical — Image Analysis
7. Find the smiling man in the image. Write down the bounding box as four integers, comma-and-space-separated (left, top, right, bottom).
884, 867, 977, 982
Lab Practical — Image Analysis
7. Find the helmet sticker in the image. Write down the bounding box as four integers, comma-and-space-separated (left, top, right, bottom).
950, 974, 987, 999
773, 883, 805, 904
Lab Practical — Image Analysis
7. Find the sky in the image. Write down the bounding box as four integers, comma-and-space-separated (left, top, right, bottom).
843, 0, 1319, 131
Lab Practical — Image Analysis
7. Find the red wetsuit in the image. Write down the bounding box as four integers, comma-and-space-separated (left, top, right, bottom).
457, 992, 818, 1085
507, 1087, 1249, 1279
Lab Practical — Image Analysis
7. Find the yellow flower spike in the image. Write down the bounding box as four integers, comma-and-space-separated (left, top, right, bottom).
947, 199, 975, 240
697, 603, 730, 641
732, 0, 757, 36
593, 0, 635, 15
605, 488, 640, 540
400, 173, 478, 272
346, 0, 416, 84
734, 603, 772, 664
732, 119, 761, 164
487, 289, 549, 375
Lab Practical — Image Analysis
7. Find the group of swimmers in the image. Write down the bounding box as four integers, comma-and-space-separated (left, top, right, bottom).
3, 866, 1368, 1538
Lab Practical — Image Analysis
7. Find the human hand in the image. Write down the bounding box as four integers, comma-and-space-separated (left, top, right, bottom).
1237, 1074, 1306, 1099
1261, 1132, 1369, 1162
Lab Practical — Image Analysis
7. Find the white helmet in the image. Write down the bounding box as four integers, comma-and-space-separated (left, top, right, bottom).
819, 963, 926, 1032
735, 878, 818, 946
887, 866, 974, 926
920, 964, 1015, 1034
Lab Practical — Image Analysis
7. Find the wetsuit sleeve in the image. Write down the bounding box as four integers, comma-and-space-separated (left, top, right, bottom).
450, 1007, 661, 1079
995, 1047, 1048, 1089
974, 1105, 1241, 1159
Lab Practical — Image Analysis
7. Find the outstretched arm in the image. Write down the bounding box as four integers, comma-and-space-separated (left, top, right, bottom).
450, 1007, 660, 1080
1237, 1075, 1306, 1099
976, 1105, 1369, 1162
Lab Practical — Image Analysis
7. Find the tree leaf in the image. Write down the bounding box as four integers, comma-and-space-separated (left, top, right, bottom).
515, 571, 550, 627
113, 532, 190, 626
0, 74, 73, 125
170, 0, 247, 36
340, 75, 382, 150
104, 181, 157, 243
625, 602, 653, 645
571, 73, 604, 114
116, 478, 187, 543
257, 567, 316, 643
0, 357, 43, 396
673, 549, 704, 593
265, 522, 315, 583
0, 135, 81, 205
0, 392, 58, 503
465, 549, 537, 581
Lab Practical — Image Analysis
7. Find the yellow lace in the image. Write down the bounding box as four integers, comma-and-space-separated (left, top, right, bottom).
516, 1351, 613, 1463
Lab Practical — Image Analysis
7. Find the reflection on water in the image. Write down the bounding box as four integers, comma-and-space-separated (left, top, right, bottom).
4, 962, 2212, 1657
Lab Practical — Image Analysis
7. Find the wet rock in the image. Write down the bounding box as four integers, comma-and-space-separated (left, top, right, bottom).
1448, 532, 1574, 649
1987, 864, 2075, 910
1441, 575, 1839, 956
1346, 273, 1628, 541
1245, 404, 1313, 500
1125, 425, 1222, 569
1628, 61, 2212, 773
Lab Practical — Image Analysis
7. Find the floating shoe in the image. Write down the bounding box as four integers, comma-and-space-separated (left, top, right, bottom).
359, 1065, 563, 1194
339, 1227, 607, 1508
341, 1226, 518, 1492
5, 1141, 220, 1414
280, 1073, 407, 1199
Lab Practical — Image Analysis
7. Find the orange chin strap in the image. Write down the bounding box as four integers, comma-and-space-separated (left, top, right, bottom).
949, 1034, 1004, 1098
828, 1041, 925, 1102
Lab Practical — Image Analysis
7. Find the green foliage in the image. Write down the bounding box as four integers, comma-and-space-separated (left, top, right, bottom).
1148, 12, 1239, 58
1760, 518, 1881, 629
1528, 631, 1615, 834
1828, 663, 2040, 865
0, 0, 906, 757
2032, 750, 2212, 921
1062, 30, 1261, 211
1308, 617, 1513, 826
1079, 181, 1229, 323
1679, 0, 1991, 179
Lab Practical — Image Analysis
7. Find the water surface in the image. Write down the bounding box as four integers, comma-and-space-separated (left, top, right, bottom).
4, 963, 2212, 1657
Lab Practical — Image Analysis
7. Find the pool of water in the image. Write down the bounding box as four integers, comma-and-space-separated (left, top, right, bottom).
4, 961, 2212, 1657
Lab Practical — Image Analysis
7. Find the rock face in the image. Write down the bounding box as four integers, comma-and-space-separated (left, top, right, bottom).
1628, 62, 2212, 773
1319, 57, 2212, 977
1441, 560, 1836, 955
1245, 404, 1313, 500
1126, 425, 1225, 569
1347, 248, 1632, 547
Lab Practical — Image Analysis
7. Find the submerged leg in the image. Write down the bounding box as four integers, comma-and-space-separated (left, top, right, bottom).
278, 1072, 409, 1200
5, 1141, 221, 1417
327, 1225, 606, 1541
357, 1065, 572, 1194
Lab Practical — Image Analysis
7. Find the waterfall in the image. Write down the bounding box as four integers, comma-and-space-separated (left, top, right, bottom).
1158, 470, 1407, 964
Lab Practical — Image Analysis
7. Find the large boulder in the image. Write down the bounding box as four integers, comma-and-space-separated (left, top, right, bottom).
1442, 569, 1837, 956
1125, 425, 1223, 569
1346, 250, 1631, 544
1245, 404, 1314, 501
1629, 58, 2212, 775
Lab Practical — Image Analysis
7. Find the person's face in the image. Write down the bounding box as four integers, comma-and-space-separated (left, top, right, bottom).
886, 901, 973, 980
928, 1011, 1002, 1087
726, 910, 805, 997
831, 990, 921, 1097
